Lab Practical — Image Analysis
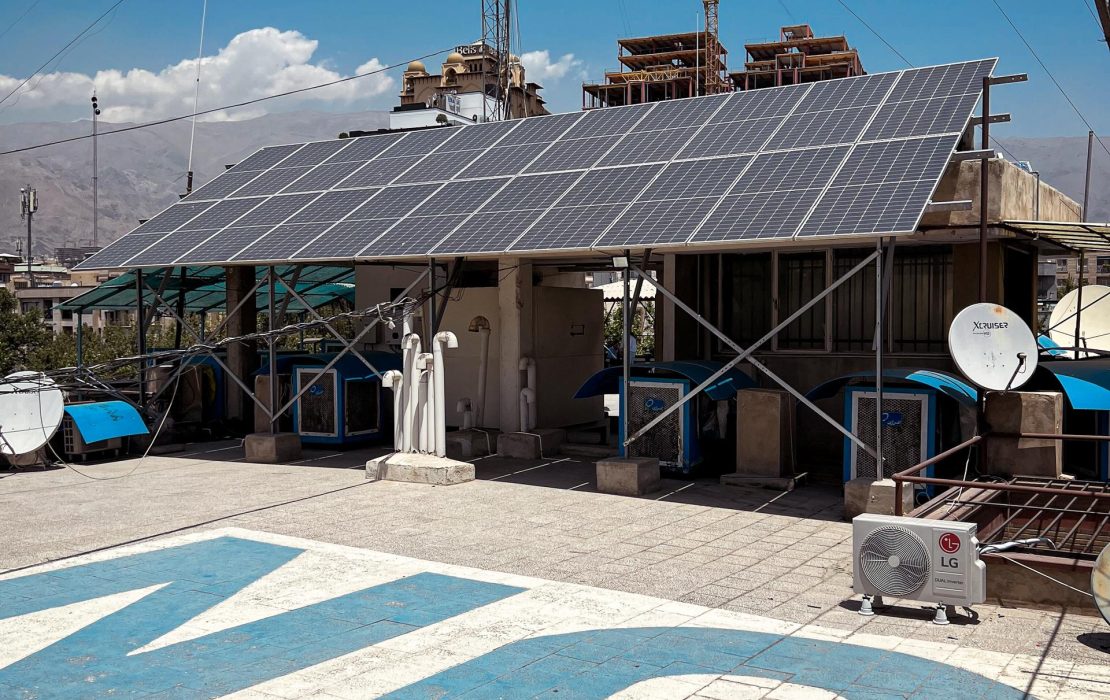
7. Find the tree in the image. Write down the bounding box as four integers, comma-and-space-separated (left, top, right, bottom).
0, 289, 53, 375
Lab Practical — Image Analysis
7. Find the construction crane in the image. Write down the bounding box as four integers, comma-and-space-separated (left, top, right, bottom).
481, 0, 513, 120
702, 0, 729, 94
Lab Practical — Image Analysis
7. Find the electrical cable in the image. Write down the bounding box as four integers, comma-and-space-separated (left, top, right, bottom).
0, 42, 469, 158
0, 0, 43, 43
994, 553, 1094, 597
0, 0, 127, 110
991, 0, 1110, 161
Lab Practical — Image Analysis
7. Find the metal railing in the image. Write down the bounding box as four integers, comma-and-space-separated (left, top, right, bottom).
892, 432, 1110, 516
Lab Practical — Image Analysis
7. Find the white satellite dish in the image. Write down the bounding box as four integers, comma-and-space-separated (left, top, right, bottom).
1048, 284, 1110, 359
1095, 544, 1110, 625
949, 304, 1038, 391
0, 371, 64, 456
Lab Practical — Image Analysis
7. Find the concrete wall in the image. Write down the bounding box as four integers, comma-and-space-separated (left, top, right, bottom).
531, 286, 604, 427
921, 158, 1082, 228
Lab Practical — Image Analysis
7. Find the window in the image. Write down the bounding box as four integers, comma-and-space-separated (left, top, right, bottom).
832, 246, 953, 354
720, 253, 772, 346
777, 252, 827, 350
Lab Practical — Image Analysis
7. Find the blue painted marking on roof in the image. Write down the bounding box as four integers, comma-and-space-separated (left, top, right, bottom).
1037, 334, 1070, 357
384, 626, 1030, 699
0, 537, 523, 698
62, 401, 148, 443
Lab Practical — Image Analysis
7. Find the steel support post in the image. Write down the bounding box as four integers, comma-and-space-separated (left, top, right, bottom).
875, 237, 884, 475
1076, 251, 1085, 355
622, 251, 632, 455
267, 267, 278, 433
979, 76, 990, 303
135, 270, 146, 411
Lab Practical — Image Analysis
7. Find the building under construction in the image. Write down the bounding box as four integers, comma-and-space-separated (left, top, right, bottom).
731, 24, 864, 90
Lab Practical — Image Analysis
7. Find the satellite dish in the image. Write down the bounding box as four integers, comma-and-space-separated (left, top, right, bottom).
0, 371, 64, 456
1047, 284, 1110, 359
1095, 544, 1110, 625
948, 304, 1038, 391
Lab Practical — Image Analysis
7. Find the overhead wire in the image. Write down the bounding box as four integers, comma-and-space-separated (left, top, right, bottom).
991, 0, 1110, 161
834, 0, 1023, 163
0, 43, 469, 158
0, 0, 127, 110
0, 0, 43, 43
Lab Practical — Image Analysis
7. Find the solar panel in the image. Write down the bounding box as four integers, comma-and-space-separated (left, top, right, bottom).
325, 133, 405, 163
350, 184, 440, 218
177, 226, 270, 264
598, 197, 720, 248
131, 201, 214, 234
293, 219, 396, 259
456, 143, 550, 178
335, 156, 424, 188
78, 58, 997, 270
600, 127, 701, 167
229, 167, 313, 197
128, 229, 222, 266
288, 189, 379, 224
276, 140, 350, 168
431, 210, 539, 255
639, 157, 752, 201
232, 144, 303, 172
764, 106, 874, 150
361, 215, 469, 257
510, 203, 628, 252
234, 222, 334, 262
184, 171, 261, 201
863, 93, 980, 141
557, 164, 662, 207
393, 148, 484, 184
691, 189, 824, 242
282, 161, 366, 193
677, 117, 781, 159
479, 172, 582, 212
524, 135, 623, 173
235, 193, 319, 226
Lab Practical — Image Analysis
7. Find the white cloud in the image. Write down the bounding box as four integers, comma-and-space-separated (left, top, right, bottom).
0, 28, 395, 123
519, 50, 583, 82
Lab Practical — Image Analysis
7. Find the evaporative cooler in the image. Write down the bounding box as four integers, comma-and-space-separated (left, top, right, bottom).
843, 387, 937, 482
620, 376, 701, 474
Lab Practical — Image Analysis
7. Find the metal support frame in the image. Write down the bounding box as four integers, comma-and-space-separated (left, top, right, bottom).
273, 270, 429, 422
135, 270, 146, 411
874, 237, 885, 472
979, 76, 990, 303
267, 267, 278, 433
621, 251, 632, 451
627, 251, 882, 457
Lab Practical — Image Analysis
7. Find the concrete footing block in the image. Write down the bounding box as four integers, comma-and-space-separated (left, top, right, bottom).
366, 452, 474, 485
844, 477, 914, 520
244, 433, 302, 463
445, 430, 494, 460
597, 457, 660, 496
497, 428, 565, 459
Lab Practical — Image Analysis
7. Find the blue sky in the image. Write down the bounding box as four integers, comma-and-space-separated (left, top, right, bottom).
0, 0, 1106, 139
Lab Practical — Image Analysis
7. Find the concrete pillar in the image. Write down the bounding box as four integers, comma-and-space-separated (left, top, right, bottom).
224, 266, 257, 428
983, 390, 1063, 478
498, 257, 533, 432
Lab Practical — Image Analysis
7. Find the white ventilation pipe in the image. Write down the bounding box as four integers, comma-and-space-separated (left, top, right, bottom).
432, 331, 458, 458
457, 398, 474, 429
415, 354, 433, 454
468, 317, 491, 427
382, 370, 404, 451
401, 333, 422, 453
519, 387, 536, 433
519, 356, 537, 431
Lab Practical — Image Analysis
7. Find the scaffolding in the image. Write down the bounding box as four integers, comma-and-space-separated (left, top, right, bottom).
732, 24, 864, 91
582, 30, 729, 109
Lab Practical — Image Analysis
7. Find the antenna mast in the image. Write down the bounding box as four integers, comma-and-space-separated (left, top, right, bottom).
481, 0, 512, 120
702, 0, 727, 95
185, 0, 208, 194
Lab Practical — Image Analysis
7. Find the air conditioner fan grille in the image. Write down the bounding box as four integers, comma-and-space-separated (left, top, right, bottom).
859, 525, 930, 596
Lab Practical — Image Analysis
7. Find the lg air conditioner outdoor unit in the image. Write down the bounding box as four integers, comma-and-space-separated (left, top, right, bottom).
852, 514, 985, 624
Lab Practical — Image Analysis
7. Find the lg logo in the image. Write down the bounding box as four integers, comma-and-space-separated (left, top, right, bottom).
939, 532, 961, 569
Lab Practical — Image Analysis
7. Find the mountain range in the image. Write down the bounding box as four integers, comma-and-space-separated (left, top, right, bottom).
0, 112, 1106, 257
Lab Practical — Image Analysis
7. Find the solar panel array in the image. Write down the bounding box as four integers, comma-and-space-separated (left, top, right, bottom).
79, 59, 996, 270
